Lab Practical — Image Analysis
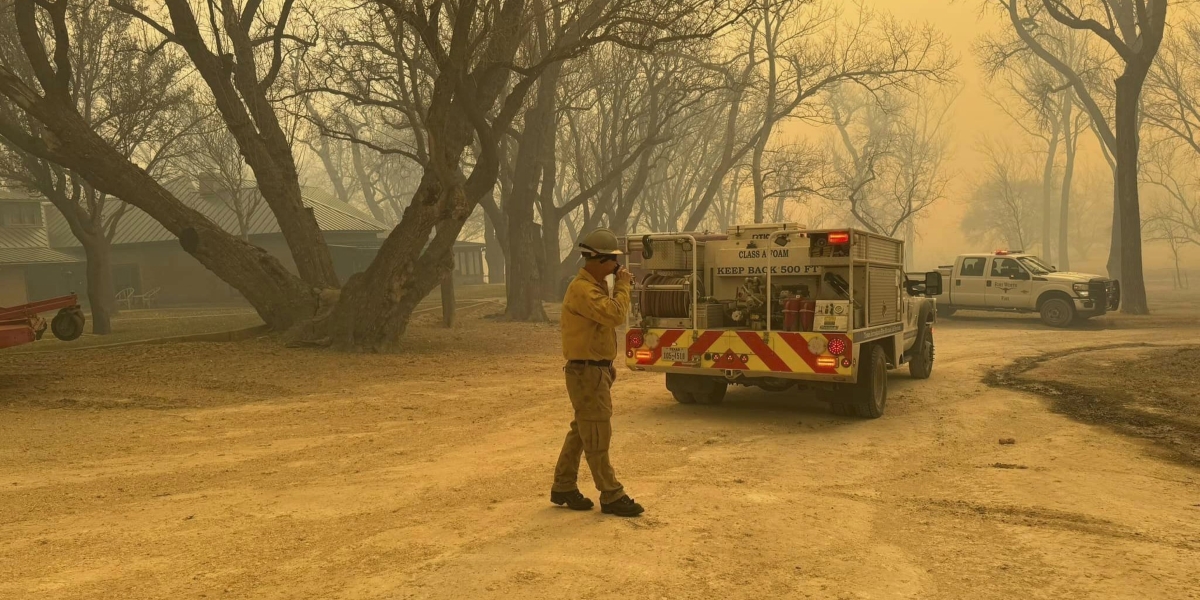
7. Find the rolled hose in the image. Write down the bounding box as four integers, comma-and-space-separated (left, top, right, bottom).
641, 273, 700, 318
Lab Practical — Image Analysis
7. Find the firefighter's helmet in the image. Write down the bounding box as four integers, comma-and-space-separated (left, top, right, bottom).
579, 227, 624, 257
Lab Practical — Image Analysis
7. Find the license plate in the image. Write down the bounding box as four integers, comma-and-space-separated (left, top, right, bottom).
662, 347, 689, 362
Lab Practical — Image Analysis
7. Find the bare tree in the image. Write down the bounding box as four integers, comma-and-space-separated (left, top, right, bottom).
823, 82, 956, 237
1142, 9, 1200, 288
965, 140, 1043, 251
184, 114, 262, 240
997, 0, 1167, 314
110, 0, 341, 290
1141, 141, 1200, 246
0, 0, 324, 329
679, 2, 955, 231
0, 0, 195, 334
979, 14, 1103, 270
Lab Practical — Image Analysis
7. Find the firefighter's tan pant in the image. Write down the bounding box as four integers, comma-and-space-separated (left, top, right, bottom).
552, 363, 625, 504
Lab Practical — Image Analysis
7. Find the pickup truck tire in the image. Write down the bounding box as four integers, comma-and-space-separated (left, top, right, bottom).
1039, 296, 1076, 328
852, 345, 888, 419
909, 328, 934, 379
936, 304, 956, 318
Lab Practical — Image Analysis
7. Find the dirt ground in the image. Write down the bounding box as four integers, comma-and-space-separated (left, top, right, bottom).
990, 344, 1200, 467
2, 294, 1200, 599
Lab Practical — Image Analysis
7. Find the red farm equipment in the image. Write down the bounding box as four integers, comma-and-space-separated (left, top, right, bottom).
0, 294, 86, 350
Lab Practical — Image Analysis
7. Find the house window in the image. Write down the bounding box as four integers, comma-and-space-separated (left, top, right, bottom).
2, 203, 42, 226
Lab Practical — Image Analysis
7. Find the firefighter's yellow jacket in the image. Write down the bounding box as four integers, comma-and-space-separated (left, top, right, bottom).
561, 268, 630, 361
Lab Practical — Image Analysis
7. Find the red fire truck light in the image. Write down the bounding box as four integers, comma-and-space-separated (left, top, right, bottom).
827, 338, 847, 356
828, 232, 850, 245
626, 330, 644, 349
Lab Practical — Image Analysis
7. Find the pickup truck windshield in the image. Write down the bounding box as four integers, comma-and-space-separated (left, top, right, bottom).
1018, 256, 1052, 275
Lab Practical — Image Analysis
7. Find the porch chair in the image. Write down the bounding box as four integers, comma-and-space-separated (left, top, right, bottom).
115, 288, 135, 310
132, 287, 161, 309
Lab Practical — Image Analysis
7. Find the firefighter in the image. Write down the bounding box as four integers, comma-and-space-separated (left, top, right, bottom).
550, 227, 645, 517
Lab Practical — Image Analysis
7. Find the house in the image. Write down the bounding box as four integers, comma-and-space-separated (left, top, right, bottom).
452, 241, 486, 285
35, 178, 489, 306
0, 189, 84, 307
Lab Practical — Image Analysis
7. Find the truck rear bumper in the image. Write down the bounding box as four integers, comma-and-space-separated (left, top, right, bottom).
628, 363, 856, 383
625, 328, 856, 381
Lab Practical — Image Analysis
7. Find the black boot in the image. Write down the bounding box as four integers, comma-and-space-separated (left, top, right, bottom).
550, 490, 594, 511
600, 495, 644, 517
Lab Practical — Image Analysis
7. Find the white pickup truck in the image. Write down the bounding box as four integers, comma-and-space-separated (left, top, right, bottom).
932, 251, 1120, 327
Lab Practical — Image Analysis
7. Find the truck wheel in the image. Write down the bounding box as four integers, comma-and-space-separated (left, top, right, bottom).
908, 328, 934, 379
666, 374, 725, 405
832, 401, 856, 417
671, 391, 697, 404
1039, 297, 1075, 328
51, 308, 85, 341
697, 381, 727, 405
936, 305, 956, 318
852, 345, 888, 419
816, 387, 854, 416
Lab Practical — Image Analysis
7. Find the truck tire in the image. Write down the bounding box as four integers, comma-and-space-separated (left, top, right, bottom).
671, 391, 697, 404
852, 345, 888, 419
51, 308, 85, 341
1039, 296, 1075, 328
908, 327, 934, 379
697, 381, 728, 405
667, 374, 726, 405
936, 304, 956, 318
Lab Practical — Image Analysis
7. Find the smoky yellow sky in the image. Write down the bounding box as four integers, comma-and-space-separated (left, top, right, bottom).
828, 0, 1194, 277
891, 0, 1008, 268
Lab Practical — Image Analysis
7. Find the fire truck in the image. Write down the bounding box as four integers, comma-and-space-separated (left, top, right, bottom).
623, 223, 943, 418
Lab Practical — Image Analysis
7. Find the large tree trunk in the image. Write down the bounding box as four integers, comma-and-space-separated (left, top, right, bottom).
483, 207, 506, 284
321, 167, 471, 350
81, 233, 115, 335
1106, 178, 1122, 280
1040, 118, 1062, 263
1113, 74, 1149, 314
538, 119, 562, 303
161, 0, 341, 291
506, 218, 548, 321
441, 272, 455, 328
1058, 95, 1077, 272
541, 208, 563, 302
504, 68, 559, 321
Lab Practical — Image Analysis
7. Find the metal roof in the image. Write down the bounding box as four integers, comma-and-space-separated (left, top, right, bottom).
0, 247, 81, 265
0, 188, 42, 202
0, 226, 50, 250
48, 179, 391, 248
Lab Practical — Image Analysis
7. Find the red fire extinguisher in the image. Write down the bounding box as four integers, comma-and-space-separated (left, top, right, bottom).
799, 299, 816, 332
783, 296, 803, 332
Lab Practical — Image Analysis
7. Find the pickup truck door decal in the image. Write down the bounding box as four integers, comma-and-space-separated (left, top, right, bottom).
986, 258, 1034, 309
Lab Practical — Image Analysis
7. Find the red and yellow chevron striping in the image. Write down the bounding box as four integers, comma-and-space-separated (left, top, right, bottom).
626, 329, 854, 377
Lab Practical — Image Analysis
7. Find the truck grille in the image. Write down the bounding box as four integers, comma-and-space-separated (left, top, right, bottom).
1088, 280, 1121, 311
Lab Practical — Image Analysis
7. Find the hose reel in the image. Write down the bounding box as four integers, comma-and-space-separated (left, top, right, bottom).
641, 273, 703, 319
